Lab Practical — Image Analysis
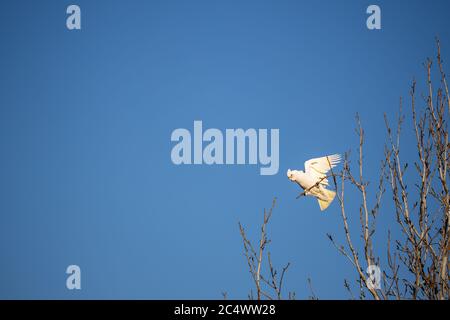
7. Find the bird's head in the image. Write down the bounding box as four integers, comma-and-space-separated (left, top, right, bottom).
287, 169, 298, 181
287, 169, 304, 182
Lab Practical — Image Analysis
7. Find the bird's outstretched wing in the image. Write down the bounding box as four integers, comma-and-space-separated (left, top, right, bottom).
304, 154, 341, 186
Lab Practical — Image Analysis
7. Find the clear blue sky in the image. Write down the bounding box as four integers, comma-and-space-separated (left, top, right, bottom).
0, 0, 449, 299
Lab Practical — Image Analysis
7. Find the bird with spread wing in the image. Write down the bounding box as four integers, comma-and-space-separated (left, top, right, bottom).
287, 154, 341, 211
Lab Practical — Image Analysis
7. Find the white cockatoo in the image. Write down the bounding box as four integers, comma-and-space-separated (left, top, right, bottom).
287, 154, 341, 211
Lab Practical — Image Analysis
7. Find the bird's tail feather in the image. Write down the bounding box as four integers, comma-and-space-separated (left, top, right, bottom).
317, 189, 336, 211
